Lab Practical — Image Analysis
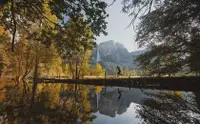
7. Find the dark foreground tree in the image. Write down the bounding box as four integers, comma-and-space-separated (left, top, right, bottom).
122, 0, 200, 75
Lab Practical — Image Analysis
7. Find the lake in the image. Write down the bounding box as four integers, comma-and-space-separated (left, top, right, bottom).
0, 82, 200, 124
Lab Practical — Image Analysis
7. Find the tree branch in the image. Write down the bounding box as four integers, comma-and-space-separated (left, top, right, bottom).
108, 0, 116, 7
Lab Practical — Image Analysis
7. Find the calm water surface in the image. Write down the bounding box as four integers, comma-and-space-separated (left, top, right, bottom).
0, 82, 200, 124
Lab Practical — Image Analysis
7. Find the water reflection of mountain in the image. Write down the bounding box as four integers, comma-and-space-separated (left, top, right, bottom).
90, 87, 153, 117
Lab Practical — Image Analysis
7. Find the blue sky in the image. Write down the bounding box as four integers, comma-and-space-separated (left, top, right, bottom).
96, 0, 139, 52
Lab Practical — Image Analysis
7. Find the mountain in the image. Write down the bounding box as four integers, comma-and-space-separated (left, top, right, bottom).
98, 40, 132, 64
89, 87, 154, 117
91, 40, 145, 74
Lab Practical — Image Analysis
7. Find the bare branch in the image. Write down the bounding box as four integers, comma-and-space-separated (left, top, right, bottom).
125, 2, 149, 29
125, 0, 154, 30
148, 0, 153, 13
108, 0, 116, 7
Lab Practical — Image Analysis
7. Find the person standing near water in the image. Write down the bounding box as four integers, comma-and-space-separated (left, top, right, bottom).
117, 66, 122, 76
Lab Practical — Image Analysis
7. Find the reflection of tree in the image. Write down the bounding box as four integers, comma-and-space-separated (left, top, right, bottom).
56, 84, 94, 123
0, 82, 95, 124
194, 92, 200, 110
136, 91, 200, 124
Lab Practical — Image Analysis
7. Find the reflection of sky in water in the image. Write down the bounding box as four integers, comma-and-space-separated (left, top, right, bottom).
92, 103, 143, 124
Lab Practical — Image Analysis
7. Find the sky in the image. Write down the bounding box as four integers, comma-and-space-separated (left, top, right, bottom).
96, 0, 139, 52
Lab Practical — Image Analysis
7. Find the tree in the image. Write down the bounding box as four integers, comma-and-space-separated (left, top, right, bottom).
0, 47, 14, 79
68, 50, 92, 79
136, 47, 183, 76
0, 25, 10, 79
130, 69, 137, 76
124, 66, 129, 76
55, 17, 95, 58
189, 28, 200, 75
0, 0, 109, 80
79, 51, 92, 78
0, 0, 109, 112
91, 63, 104, 76
0, 0, 108, 51
54, 17, 95, 79
62, 64, 71, 78
122, 0, 200, 75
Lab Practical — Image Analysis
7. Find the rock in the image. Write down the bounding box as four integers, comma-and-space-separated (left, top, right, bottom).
91, 40, 145, 74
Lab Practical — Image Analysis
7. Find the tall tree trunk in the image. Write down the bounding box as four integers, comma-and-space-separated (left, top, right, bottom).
11, 0, 17, 52
31, 54, 39, 108
75, 61, 78, 79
